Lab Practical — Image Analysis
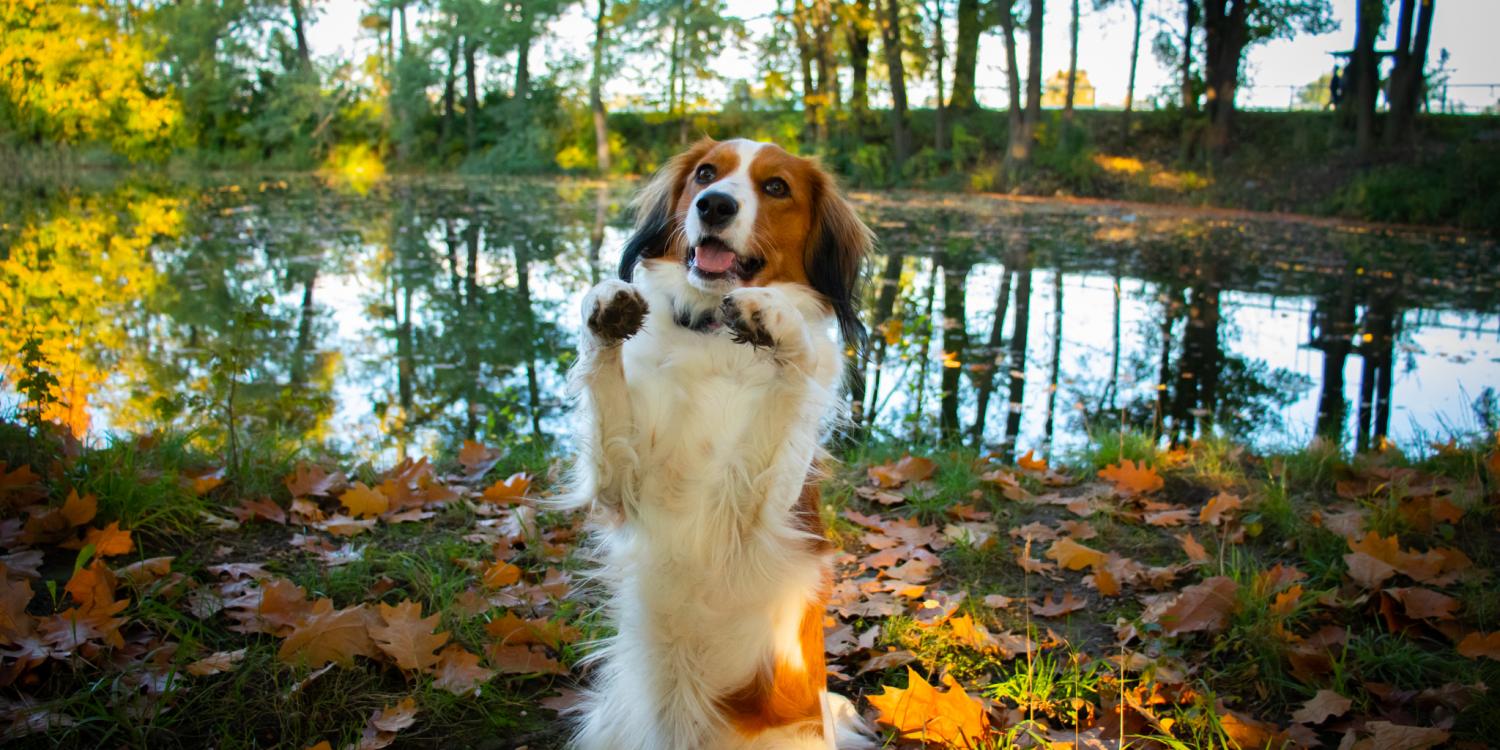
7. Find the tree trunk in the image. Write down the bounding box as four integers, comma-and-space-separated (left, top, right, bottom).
1000, 0, 1025, 166
1386, 0, 1435, 147
515, 10, 533, 106
951, 0, 982, 110
441, 37, 459, 146
795, 2, 818, 146
863, 252, 905, 427
1001, 255, 1032, 463
848, 0, 872, 116
1125, 0, 1142, 116
464, 35, 479, 154
1312, 267, 1357, 443
1019, 0, 1044, 160
1181, 0, 1197, 112
939, 254, 970, 443
880, 0, 912, 172
1202, 0, 1249, 154
591, 0, 611, 173
813, 0, 836, 145
1063, 0, 1079, 123
289, 0, 312, 69
932, 0, 948, 152
970, 268, 1013, 444
1042, 269, 1063, 450
1351, 0, 1385, 155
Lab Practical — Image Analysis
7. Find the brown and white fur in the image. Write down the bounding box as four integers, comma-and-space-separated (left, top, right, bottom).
561, 138, 876, 750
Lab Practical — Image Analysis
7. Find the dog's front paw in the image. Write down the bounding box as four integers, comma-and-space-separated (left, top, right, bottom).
583, 280, 648, 346
720, 288, 811, 359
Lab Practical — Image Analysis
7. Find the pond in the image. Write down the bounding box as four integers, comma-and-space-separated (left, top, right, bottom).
2, 174, 1497, 462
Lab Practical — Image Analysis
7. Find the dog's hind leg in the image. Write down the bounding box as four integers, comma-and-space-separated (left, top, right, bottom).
568, 280, 648, 515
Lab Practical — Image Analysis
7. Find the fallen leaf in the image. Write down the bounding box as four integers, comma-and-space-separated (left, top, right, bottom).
1176, 532, 1210, 563
1156, 576, 1238, 637
60, 490, 97, 527
486, 644, 567, 675
371, 600, 449, 672
285, 463, 343, 498
1046, 537, 1106, 571
339, 483, 389, 519
1199, 492, 1243, 525
1365, 721, 1449, 750
1386, 587, 1459, 621
1144, 507, 1193, 527
867, 668, 990, 748
1290, 689, 1352, 724
482, 561, 522, 589
232, 497, 287, 525
114, 556, 174, 586
79, 522, 134, 557
369, 696, 419, 733
1098, 459, 1163, 496
432, 645, 496, 696
1016, 450, 1048, 472
1344, 551, 1396, 590
277, 601, 377, 668
482, 473, 531, 504
1030, 591, 1087, 617
1457, 631, 1500, 661
858, 649, 918, 674
868, 455, 938, 489
187, 649, 247, 676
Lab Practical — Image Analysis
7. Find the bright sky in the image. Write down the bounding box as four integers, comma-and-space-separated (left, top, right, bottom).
311, 0, 1500, 113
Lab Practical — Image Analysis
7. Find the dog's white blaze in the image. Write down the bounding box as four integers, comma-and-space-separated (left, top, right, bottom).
685, 139, 766, 267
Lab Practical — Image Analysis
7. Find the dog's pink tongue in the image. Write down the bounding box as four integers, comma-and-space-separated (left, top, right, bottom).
695, 244, 736, 274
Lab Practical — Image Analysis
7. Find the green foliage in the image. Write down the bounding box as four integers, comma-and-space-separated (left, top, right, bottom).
1331, 143, 1500, 232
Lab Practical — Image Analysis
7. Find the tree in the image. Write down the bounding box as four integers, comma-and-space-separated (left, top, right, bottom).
590, 0, 611, 173
1201, 0, 1335, 154
1009, 0, 1043, 164
846, 0, 874, 116
1063, 0, 1080, 123
879, 0, 912, 170
1349, 0, 1383, 155
998, 0, 1025, 165
949, 0, 983, 110
923, 0, 950, 152
1, 0, 181, 159
1386, 0, 1436, 147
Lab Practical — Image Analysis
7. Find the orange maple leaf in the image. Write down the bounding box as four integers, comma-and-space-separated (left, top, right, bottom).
64, 559, 119, 612
1030, 591, 1087, 617
868, 667, 990, 748
1175, 531, 1211, 563
482, 473, 531, 504
284, 463, 342, 498
1016, 450, 1048, 472
1098, 459, 1164, 495
1290, 689, 1352, 724
338, 482, 389, 518
80, 522, 134, 557
1, 567, 37, 643
60, 490, 97, 527
371, 600, 449, 672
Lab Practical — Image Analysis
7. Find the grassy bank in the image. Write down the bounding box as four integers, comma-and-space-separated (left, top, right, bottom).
3, 411, 1497, 748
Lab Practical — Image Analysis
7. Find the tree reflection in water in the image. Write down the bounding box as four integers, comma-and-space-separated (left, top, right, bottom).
2, 176, 1496, 460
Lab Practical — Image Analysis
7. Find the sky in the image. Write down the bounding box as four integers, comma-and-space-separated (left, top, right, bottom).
310, 0, 1500, 113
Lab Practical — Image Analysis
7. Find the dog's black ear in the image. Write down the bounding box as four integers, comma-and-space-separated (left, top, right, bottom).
619, 138, 717, 281
806, 174, 874, 352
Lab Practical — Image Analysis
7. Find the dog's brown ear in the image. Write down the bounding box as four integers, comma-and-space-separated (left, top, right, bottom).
619, 138, 717, 281
806, 172, 874, 349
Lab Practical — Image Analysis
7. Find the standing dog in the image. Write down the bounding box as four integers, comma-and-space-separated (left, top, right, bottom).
563, 138, 875, 749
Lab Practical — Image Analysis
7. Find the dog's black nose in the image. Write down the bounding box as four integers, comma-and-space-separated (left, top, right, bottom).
696, 192, 738, 226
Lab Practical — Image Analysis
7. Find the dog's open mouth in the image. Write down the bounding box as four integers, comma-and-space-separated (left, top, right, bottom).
689, 237, 765, 280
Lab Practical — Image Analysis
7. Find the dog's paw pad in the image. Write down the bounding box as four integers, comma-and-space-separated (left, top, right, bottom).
720, 295, 777, 349
586, 283, 648, 344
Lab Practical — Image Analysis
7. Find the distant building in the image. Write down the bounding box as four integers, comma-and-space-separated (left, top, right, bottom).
1042, 70, 1096, 108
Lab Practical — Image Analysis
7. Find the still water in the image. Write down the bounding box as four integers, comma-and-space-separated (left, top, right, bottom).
2, 174, 1497, 461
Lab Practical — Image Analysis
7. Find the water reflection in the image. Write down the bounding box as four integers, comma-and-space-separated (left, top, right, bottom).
2, 176, 1496, 460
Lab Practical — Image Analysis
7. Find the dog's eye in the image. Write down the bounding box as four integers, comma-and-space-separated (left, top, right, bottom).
694, 164, 717, 184
763, 178, 789, 198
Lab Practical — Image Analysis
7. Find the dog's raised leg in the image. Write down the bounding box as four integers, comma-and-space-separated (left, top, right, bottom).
570, 279, 648, 516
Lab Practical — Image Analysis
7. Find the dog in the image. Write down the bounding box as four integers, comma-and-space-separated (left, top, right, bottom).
561, 138, 876, 750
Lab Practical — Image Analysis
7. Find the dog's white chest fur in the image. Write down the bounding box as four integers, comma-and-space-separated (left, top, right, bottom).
564, 264, 869, 750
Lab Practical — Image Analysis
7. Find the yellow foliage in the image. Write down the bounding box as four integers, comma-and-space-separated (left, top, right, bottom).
0, 0, 181, 159
0, 189, 183, 436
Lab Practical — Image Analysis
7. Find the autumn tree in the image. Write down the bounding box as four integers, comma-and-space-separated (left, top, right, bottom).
949, 0, 984, 110
879, 0, 912, 170
1201, 0, 1335, 153
0, 0, 181, 159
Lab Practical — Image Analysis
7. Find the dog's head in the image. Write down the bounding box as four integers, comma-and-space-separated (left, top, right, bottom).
618, 138, 873, 346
